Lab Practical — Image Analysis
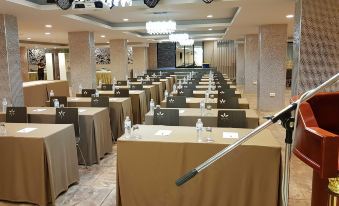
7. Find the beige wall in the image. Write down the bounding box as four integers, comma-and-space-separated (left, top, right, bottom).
147, 43, 157, 69
132, 46, 148, 76
203, 41, 214, 65
20, 46, 29, 82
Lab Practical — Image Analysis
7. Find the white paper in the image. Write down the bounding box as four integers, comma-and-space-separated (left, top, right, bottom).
78, 109, 87, 113
179, 110, 185, 114
155, 130, 172, 136
109, 98, 115, 101
71, 98, 80, 101
186, 99, 191, 102
32, 109, 47, 112
17, 128, 37, 133
223, 132, 239, 139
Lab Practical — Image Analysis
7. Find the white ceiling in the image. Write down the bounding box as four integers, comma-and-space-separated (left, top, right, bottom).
0, 0, 295, 47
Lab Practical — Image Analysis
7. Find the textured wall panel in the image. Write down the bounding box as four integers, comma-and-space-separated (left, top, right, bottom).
68, 31, 96, 94
20, 47, 29, 81
0, 14, 24, 106
133, 47, 148, 76
110, 39, 128, 80
147, 43, 157, 69
258, 24, 287, 111
157, 43, 176, 68
292, 0, 339, 95
244, 34, 259, 93
236, 43, 245, 84
95, 48, 110, 64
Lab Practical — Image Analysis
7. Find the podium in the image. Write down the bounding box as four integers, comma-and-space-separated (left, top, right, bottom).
293, 92, 339, 206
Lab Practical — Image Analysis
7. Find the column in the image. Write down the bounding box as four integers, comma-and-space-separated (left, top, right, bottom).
0, 14, 24, 106
68, 31, 96, 94
147, 43, 157, 69
292, 0, 339, 95
20, 47, 29, 82
110, 39, 128, 80
244, 34, 259, 93
132, 46, 148, 77
236, 43, 245, 85
257, 24, 287, 111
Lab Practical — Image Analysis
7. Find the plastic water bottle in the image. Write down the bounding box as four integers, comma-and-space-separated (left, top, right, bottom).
127, 79, 130, 87
113, 77, 117, 85
78, 84, 83, 93
98, 80, 102, 88
2, 98, 8, 113
205, 91, 209, 101
53, 99, 60, 108
196, 119, 204, 142
95, 89, 99, 97
164, 90, 169, 100
49, 90, 54, 97
124, 116, 132, 138
200, 99, 205, 116
112, 83, 115, 92
173, 84, 177, 92
150, 99, 155, 115
178, 80, 182, 90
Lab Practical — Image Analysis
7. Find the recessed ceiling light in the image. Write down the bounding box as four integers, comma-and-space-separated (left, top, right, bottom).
106, 41, 109, 43
45, 24, 52, 28
123, 18, 129, 21
207, 14, 213, 18
100, 35, 106, 38
45, 32, 51, 35
208, 28, 213, 31
27, 37, 31, 40
286, 14, 294, 18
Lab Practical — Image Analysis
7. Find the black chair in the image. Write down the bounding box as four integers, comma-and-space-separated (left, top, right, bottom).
153, 109, 179, 126
217, 96, 240, 109
142, 81, 153, 85
101, 84, 113, 91
115, 88, 129, 97
217, 110, 247, 128
183, 84, 196, 90
128, 78, 138, 82
91, 96, 109, 107
177, 89, 194, 97
82, 89, 96, 97
49, 96, 67, 107
166, 96, 187, 108
130, 84, 143, 90
218, 88, 236, 97
6, 107, 28, 123
216, 84, 230, 90
117, 81, 127, 86
55, 108, 87, 167
150, 78, 160, 82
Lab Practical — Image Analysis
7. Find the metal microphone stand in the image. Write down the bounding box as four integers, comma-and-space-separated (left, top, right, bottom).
176, 73, 339, 206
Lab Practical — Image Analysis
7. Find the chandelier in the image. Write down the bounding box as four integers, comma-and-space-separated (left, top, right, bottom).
113, 0, 132, 7
169, 33, 189, 42
146, 21, 176, 35
179, 39, 195, 46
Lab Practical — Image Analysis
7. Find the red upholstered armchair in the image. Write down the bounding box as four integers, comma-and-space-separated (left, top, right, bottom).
293, 92, 339, 206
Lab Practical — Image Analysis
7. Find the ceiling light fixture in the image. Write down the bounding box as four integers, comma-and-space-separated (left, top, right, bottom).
202, 0, 213, 3
144, 0, 160, 8
100, 35, 106, 38
286, 14, 294, 18
45, 32, 51, 35
146, 20, 176, 35
26, 37, 31, 40
45, 24, 52, 28
207, 14, 213, 18
123, 18, 129, 21
169, 33, 189, 42
179, 39, 194, 46
208, 28, 213, 31
113, 0, 132, 7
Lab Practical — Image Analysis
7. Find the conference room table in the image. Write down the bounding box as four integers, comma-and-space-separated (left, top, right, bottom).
98, 90, 147, 124
130, 81, 164, 103
200, 78, 231, 82
171, 90, 242, 98
66, 97, 133, 138
23, 80, 70, 107
0, 107, 112, 165
160, 78, 171, 92
144, 108, 259, 128
160, 97, 250, 109
198, 81, 233, 85
0, 123, 79, 206
117, 84, 157, 106
117, 125, 281, 206
195, 85, 237, 90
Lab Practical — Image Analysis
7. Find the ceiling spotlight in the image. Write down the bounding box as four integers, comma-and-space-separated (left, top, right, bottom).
106, 41, 109, 43
202, 0, 213, 3
207, 14, 213, 18
45, 24, 52, 28
144, 0, 160, 8
27, 37, 31, 40
100, 35, 106, 38
45, 32, 51, 35
208, 28, 213, 31
286, 14, 294, 18
123, 18, 129, 21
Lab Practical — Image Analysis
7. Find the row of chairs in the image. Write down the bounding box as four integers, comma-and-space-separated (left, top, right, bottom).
50, 96, 110, 108
177, 88, 236, 97
166, 96, 240, 109
153, 109, 246, 128
81, 88, 130, 97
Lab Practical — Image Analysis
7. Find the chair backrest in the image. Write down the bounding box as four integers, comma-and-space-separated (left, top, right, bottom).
177, 88, 194, 97
217, 96, 240, 109
117, 80, 127, 86
6, 107, 28, 123
166, 96, 187, 108
130, 84, 143, 90
216, 84, 230, 90
82, 89, 96, 97
183, 84, 196, 90
150, 77, 160, 82
114, 88, 129, 97
101, 84, 113, 91
153, 109, 179, 126
49, 96, 68, 107
55, 108, 79, 137
128, 78, 138, 82
142, 81, 153, 85
217, 110, 247, 128
218, 88, 236, 97
91, 96, 109, 107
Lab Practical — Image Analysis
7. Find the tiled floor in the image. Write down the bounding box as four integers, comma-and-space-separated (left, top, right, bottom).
0, 89, 312, 206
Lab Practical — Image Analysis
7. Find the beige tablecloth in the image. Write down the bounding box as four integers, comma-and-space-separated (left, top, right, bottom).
116, 85, 156, 110
171, 90, 242, 98
96, 71, 112, 84
195, 85, 237, 90
67, 97, 133, 138
117, 125, 281, 206
145, 108, 259, 128
0, 123, 79, 206
160, 97, 250, 109
161, 79, 171, 92
199, 81, 233, 85
23, 80, 70, 107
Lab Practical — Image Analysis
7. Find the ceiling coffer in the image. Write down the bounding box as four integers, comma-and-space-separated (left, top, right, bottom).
144, 0, 160, 8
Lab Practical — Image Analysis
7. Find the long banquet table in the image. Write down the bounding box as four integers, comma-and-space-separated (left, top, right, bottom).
0, 123, 79, 205
160, 97, 250, 109
117, 125, 281, 206
195, 85, 237, 90
171, 90, 242, 98
144, 108, 259, 128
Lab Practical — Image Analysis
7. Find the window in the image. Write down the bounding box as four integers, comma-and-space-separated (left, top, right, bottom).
175, 42, 204, 68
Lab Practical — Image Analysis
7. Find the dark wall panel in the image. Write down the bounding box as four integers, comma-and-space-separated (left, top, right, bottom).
157, 43, 176, 68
